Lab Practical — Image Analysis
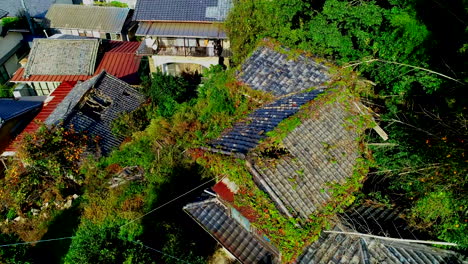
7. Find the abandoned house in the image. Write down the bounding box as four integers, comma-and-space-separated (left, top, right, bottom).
2, 71, 145, 157
183, 44, 467, 263
9, 37, 142, 94
134, 0, 233, 75
44, 4, 136, 41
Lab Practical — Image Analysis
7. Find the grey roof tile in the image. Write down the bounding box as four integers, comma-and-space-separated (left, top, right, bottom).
297, 225, 467, 264
134, 0, 233, 22
24, 38, 99, 77
184, 198, 280, 264
238, 46, 329, 96
45, 4, 130, 33
208, 89, 324, 154
56, 72, 144, 155
251, 100, 360, 218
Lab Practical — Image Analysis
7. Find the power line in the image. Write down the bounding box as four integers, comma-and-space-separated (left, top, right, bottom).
0, 237, 74, 247
120, 178, 218, 229
0, 174, 221, 248
136, 241, 193, 264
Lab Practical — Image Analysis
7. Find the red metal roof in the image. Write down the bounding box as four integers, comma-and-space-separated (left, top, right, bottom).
95, 52, 141, 84
10, 68, 91, 82
10, 41, 142, 84
3, 81, 77, 153
106, 41, 140, 53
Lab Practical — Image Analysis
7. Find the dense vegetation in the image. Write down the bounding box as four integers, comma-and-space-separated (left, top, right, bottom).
225, 0, 467, 249
0, 68, 270, 263
0, 0, 466, 262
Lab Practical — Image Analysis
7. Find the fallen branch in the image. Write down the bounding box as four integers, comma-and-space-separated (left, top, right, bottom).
344, 59, 464, 85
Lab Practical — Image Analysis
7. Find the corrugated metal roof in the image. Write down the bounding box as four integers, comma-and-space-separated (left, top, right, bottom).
45, 4, 130, 33
0, 99, 42, 123
11, 68, 91, 82
11, 41, 141, 84
136, 22, 227, 39
4, 81, 77, 153
24, 38, 100, 77
134, 0, 233, 22
95, 53, 141, 84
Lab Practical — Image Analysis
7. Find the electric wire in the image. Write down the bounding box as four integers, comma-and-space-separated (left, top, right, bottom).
0, 175, 222, 248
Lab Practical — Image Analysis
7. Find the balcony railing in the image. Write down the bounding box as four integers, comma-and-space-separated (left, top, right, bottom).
156, 46, 217, 57
136, 41, 232, 57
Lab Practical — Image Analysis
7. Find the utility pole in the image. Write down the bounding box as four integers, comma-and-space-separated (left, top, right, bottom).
20, 0, 35, 35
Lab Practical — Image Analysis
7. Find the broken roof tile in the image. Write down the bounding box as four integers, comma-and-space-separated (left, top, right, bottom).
60, 72, 145, 155
238, 46, 329, 96
208, 89, 324, 155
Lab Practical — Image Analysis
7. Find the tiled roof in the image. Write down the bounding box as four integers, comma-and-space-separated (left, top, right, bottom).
45, 75, 101, 126
10, 41, 141, 84
250, 100, 361, 218
61, 72, 144, 155
0, 9, 8, 19
134, 0, 233, 22
45, 4, 130, 33
3, 81, 77, 153
0, 99, 43, 123
208, 89, 324, 155
1, 0, 72, 19
297, 225, 467, 264
136, 22, 227, 39
238, 46, 329, 96
24, 38, 99, 77
184, 198, 281, 264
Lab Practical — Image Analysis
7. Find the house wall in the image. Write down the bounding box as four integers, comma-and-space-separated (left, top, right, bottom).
57, 29, 125, 41
4, 54, 20, 76
17, 82, 60, 96
0, 32, 22, 60
151, 55, 218, 74
0, 32, 24, 83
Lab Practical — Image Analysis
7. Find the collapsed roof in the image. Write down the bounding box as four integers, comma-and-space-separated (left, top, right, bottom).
46, 71, 145, 155
184, 43, 467, 263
